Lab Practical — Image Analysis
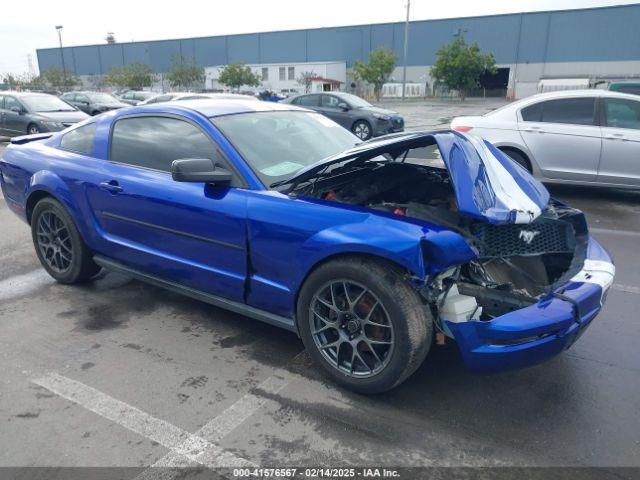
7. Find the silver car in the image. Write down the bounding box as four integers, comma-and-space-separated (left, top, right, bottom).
451, 90, 640, 188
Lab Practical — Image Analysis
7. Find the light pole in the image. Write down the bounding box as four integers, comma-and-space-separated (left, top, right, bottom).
401, 0, 411, 101
55, 25, 66, 87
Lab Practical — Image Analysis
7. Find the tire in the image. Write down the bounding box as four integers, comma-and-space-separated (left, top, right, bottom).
31, 197, 100, 284
352, 120, 373, 140
500, 148, 532, 173
27, 123, 40, 135
297, 257, 432, 394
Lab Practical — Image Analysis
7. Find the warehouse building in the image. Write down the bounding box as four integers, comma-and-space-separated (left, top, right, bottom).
36, 3, 640, 99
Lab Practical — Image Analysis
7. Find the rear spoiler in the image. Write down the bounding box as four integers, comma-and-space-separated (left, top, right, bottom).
10, 132, 54, 145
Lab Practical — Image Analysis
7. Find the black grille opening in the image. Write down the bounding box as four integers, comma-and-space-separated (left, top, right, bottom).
471, 221, 575, 258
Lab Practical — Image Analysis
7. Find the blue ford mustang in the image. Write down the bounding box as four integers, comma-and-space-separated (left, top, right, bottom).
0, 99, 615, 393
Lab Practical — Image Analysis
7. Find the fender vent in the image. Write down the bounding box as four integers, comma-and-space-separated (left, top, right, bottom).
472, 221, 575, 258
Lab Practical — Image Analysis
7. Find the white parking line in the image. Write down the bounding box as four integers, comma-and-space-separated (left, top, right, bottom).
33, 373, 256, 468
0, 269, 52, 302
133, 374, 293, 478
612, 283, 640, 295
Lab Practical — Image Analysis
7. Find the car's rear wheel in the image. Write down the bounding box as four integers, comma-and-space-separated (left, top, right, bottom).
31, 197, 100, 284
27, 123, 40, 135
352, 120, 372, 140
297, 257, 432, 393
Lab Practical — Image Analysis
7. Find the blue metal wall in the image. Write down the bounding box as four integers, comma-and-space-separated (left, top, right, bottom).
36, 4, 640, 75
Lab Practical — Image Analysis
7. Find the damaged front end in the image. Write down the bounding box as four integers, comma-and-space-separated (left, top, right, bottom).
281, 131, 614, 372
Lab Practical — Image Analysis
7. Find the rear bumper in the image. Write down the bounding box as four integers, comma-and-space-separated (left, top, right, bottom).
446, 237, 614, 373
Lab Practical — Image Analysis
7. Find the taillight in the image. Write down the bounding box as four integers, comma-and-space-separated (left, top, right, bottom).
453, 126, 473, 132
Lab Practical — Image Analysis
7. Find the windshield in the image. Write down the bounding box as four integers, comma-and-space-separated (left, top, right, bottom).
212, 111, 359, 186
338, 93, 372, 108
87, 92, 121, 104
21, 95, 76, 112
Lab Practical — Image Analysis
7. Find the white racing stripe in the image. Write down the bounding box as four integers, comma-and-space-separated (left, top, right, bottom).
0, 269, 52, 302
33, 373, 256, 468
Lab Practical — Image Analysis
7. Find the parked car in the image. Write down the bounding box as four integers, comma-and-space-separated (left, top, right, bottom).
0, 91, 89, 137
119, 91, 157, 106
608, 81, 640, 96
283, 92, 404, 140
142, 92, 257, 104
0, 100, 614, 393
451, 89, 640, 188
61, 91, 128, 115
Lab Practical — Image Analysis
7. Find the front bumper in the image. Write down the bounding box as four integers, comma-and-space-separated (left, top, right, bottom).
374, 116, 405, 136
446, 237, 614, 373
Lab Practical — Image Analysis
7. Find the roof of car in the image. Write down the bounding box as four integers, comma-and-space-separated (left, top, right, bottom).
135, 98, 306, 117
0, 91, 53, 97
521, 89, 640, 102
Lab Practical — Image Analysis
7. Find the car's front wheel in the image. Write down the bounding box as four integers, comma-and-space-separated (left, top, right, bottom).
27, 123, 40, 135
31, 197, 101, 284
352, 120, 372, 140
298, 257, 432, 393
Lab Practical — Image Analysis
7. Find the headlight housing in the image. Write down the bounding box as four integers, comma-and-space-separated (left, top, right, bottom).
41, 121, 65, 130
373, 113, 391, 121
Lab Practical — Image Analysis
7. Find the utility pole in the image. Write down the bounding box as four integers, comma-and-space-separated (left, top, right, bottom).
401, 0, 411, 101
55, 25, 66, 88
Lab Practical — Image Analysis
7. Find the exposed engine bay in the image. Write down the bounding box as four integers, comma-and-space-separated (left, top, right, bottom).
292, 156, 588, 325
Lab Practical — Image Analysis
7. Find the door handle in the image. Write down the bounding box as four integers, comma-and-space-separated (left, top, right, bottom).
523, 126, 543, 133
99, 180, 123, 193
605, 133, 626, 141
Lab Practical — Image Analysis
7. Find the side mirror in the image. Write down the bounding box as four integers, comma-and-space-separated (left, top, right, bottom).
171, 158, 233, 185
10, 106, 23, 114
339, 103, 350, 111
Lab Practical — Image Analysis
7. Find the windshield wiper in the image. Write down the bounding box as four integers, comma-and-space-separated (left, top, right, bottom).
38, 109, 75, 112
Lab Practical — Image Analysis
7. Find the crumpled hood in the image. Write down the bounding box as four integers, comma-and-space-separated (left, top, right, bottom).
436, 131, 549, 224
276, 130, 549, 225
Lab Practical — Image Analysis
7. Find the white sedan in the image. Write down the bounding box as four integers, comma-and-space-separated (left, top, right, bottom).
451, 89, 640, 188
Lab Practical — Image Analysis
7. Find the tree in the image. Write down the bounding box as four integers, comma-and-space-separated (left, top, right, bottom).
352, 48, 397, 101
106, 62, 154, 90
430, 36, 496, 100
297, 71, 315, 93
218, 63, 260, 91
165, 55, 205, 90
39, 68, 80, 90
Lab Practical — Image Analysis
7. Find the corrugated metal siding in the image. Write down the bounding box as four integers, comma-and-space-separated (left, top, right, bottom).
36, 4, 640, 74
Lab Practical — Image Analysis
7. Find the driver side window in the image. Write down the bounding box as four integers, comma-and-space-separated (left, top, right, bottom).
110, 116, 240, 185
321, 95, 341, 108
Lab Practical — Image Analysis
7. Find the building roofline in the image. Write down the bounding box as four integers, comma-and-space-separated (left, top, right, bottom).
36, 3, 638, 53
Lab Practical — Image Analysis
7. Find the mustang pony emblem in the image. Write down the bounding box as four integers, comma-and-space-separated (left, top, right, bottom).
519, 230, 541, 244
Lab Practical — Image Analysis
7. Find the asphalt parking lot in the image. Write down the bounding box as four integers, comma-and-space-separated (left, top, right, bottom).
0, 104, 639, 477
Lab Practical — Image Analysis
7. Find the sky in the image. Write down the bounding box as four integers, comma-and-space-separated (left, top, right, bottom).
1, 0, 637, 75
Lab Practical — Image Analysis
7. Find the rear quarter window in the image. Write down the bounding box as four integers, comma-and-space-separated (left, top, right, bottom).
59, 123, 97, 155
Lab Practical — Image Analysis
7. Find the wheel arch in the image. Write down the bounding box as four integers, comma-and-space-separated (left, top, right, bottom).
495, 143, 540, 175
292, 251, 417, 331
25, 172, 93, 245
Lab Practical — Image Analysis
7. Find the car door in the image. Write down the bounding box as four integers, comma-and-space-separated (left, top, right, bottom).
597, 96, 640, 186
84, 114, 249, 302
3, 96, 29, 135
518, 97, 601, 182
317, 94, 352, 129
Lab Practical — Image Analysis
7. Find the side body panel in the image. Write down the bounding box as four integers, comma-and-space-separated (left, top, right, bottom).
244, 190, 475, 318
